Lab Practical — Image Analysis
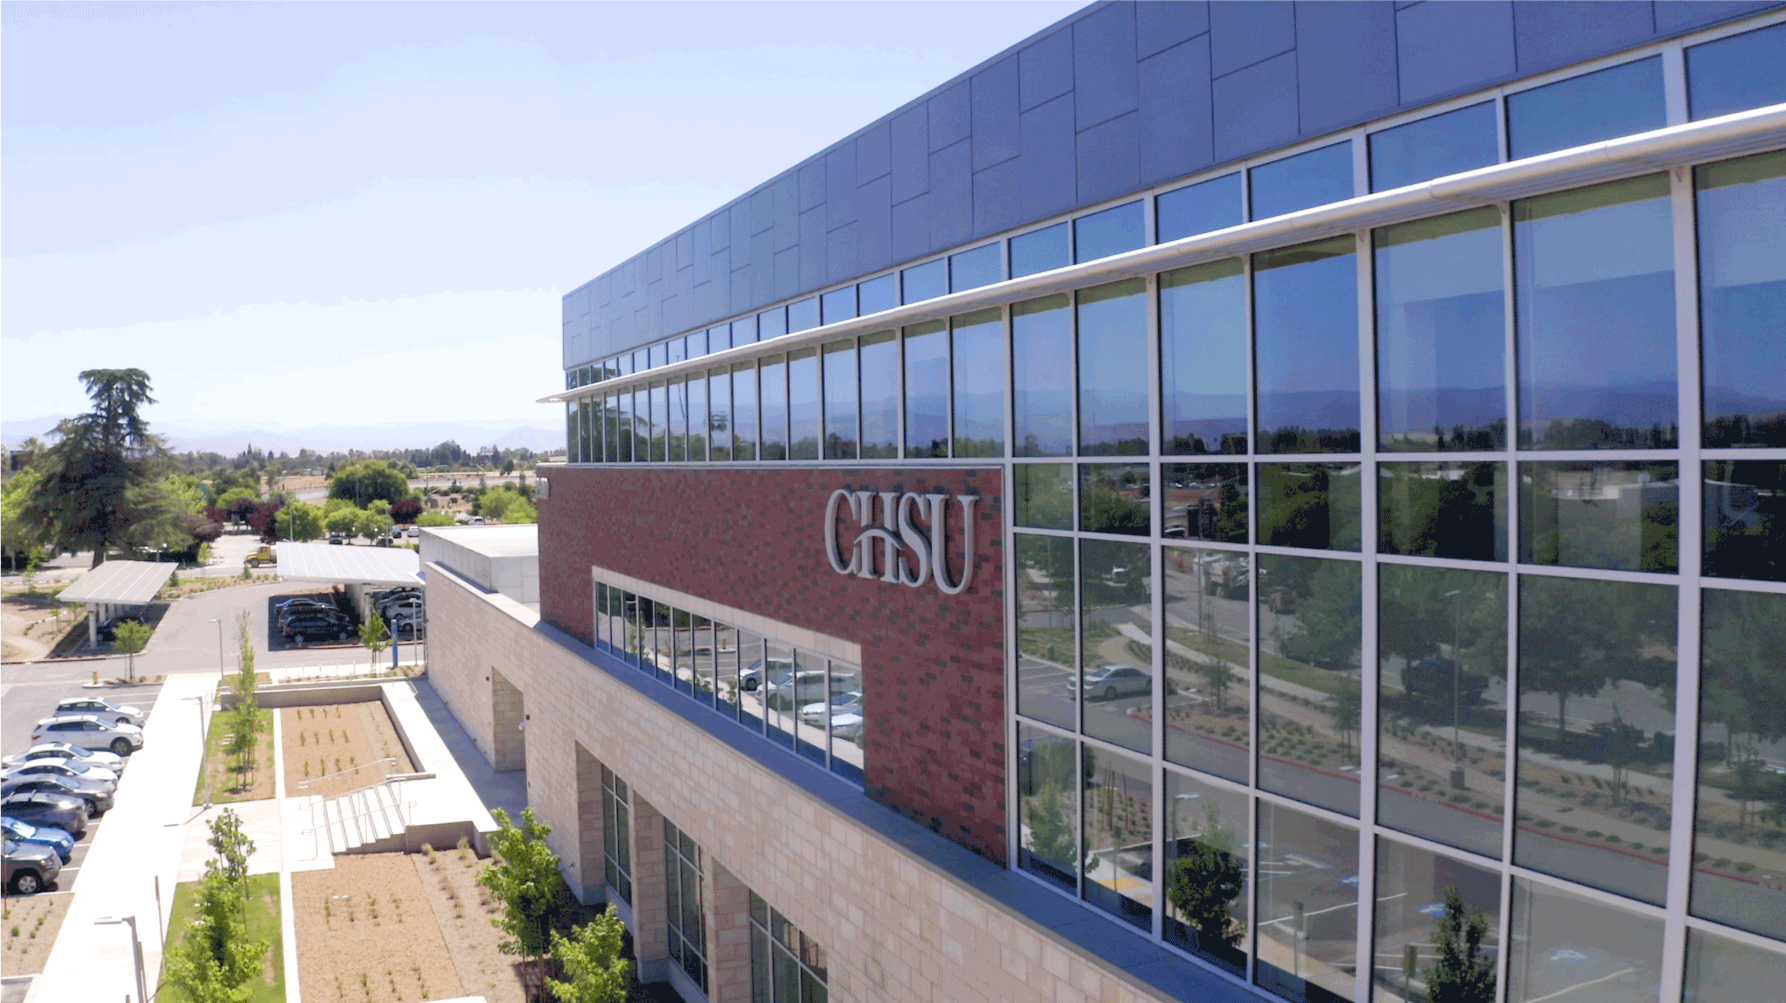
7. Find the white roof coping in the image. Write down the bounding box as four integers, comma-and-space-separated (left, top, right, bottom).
419, 524, 538, 558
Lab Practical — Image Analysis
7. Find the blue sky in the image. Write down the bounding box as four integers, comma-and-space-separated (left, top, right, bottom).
2, 0, 1082, 435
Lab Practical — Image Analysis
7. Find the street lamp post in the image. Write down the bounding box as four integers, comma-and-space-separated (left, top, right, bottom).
208, 617, 226, 681
94, 915, 148, 1003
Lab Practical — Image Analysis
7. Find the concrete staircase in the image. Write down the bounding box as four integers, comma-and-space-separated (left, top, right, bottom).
315, 779, 411, 855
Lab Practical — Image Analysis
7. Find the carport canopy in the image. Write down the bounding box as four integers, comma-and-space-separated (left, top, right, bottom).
58, 560, 177, 606
275, 542, 422, 586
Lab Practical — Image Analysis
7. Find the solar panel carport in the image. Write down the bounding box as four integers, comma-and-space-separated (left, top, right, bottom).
273, 543, 422, 587
57, 560, 178, 646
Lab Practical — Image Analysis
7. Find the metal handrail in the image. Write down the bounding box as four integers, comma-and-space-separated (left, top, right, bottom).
297, 756, 398, 794
301, 793, 417, 844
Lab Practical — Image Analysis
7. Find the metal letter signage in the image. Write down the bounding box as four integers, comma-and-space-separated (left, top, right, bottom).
824, 489, 978, 595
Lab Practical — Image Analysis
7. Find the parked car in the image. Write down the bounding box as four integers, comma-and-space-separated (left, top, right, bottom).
389, 615, 425, 639
95, 613, 146, 642
244, 545, 277, 569
52, 696, 145, 728
829, 712, 865, 742
0, 816, 74, 863
406, 527, 420, 538
3, 758, 118, 790
800, 691, 863, 727
0, 775, 111, 816
765, 670, 851, 710
282, 617, 351, 643
739, 657, 796, 692
278, 608, 350, 630
275, 596, 338, 615
3, 838, 61, 894
1080, 664, 1153, 701
379, 599, 424, 622
1, 792, 89, 839
31, 715, 143, 756
328, 532, 347, 544
3, 742, 126, 775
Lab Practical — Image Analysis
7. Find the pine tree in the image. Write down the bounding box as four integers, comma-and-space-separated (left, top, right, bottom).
1425, 885, 1496, 1003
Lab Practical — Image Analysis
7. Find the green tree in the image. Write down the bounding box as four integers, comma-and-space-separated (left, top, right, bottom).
359, 611, 391, 673
272, 500, 326, 542
479, 807, 568, 997
1023, 784, 1077, 871
2, 467, 48, 570
417, 511, 457, 527
1424, 885, 1496, 1003
111, 619, 153, 682
545, 906, 633, 1003
328, 460, 409, 506
163, 811, 268, 1003
1165, 800, 1244, 955
325, 505, 363, 538
356, 508, 394, 542
228, 612, 261, 778
206, 807, 256, 891
503, 497, 538, 524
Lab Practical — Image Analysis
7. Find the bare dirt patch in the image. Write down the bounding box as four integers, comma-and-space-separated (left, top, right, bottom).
281, 701, 414, 797
1, 893, 72, 975
413, 842, 526, 1003
1, 596, 82, 663
292, 854, 462, 1003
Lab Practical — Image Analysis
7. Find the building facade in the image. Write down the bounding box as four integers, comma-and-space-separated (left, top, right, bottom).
431, 4, 1786, 1002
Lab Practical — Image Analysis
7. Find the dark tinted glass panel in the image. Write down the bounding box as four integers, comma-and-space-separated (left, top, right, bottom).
1698, 150, 1786, 447
1161, 260, 1247, 456
1157, 172, 1242, 243
1689, 21, 1786, 120
1506, 878, 1662, 1003
1162, 771, 1250, 974
1162, 545, 1251, 781
1255, 236, 1361, 453
1015, 464, 1072, 530
1379, 461, 1506, 561
821, 286, 856, 325
1080, 539, 1152, 753
822, 341, 858, 460
686, 376, 707, 461
1017, 724, 1077, 890
649, 383, 668, 461
952, 309, 1004, 457
1250, 141, 1353, 220
1254, 802, 1358, 1002
733, 315, 758, 346
1077, 278, 1149, 456
858, 273, 897, 316
1516, 576, 1676, 905
1683, 929, 1786, 1003
731, 363, 758, 461
1082, 746, 1152, 927
759, 355, 787, 460
668, 380, 687, 462
1508, 56, 1665, 159
1377, 564, 1508, 858
1015, 533, 1075, 729
708, 369, 731, 461
1013, 294, 1073, 457
1693, 589, 1786, 938
1258, 463, 1362, 552
1079, 464, 1150, 537
950, 243, 1001, 292
709, 326, 731, 353
1370, 101, 1498, 193
858, 332, 898, 458
1258, 554, 1362, 816
788, 348, 819, 460
903, 320, 949, 458
690, 615, 715, 706
1519, 461, 1680, 572
759, 307, 787, 341
1373, 838, 1501, 1003
1011, 222, 1069, 279
902, 259, 947, 303
787, 298, 817, 334
1162, 463, 1247, 544
1074, 201, 1144, 262
1704, 460, 1786, 582
1514, 175, 1676, 449
1375, 208, 1507, 451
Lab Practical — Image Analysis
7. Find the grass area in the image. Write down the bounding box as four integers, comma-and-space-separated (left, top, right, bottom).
1166, 628, 1249, 667
193, 707, 276, 806
1260, 653, 1352, 698
161, 872, 284, 1003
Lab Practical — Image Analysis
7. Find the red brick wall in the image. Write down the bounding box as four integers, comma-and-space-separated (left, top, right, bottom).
537, 465, 1007, 864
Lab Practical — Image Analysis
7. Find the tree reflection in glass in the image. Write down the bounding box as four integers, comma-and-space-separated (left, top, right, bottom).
1702, 460, 1786, 583
1161, 463, 1247, 544
1017, 725, 1077, 892
1379, 462, 1505, 561
1258, 463, 1363, 551
1372, 838, 1500, 1003
1519, 461, 1679, 572
1163, 545, 1252, 783
1163, 771, 1249, 975
1015, 533, 1076, 731
1079, 464, 1150, 536
1258, 554, 1363, 817
1082, 746, 1153, 929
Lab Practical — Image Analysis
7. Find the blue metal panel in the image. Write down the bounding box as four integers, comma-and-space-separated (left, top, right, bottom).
856, 174, 894, 273
710, 208, 729, 252
1212, 51, 1300, 161
827, 145, 857, 231
1138, 35, 1214, 186
1021, 93, 1077, 218
730, 200, 751, 249
798, 206, 827, 291
773, 176, 799, 251
692, 281, 714, 326
1514, 2, 1657, 73
1074, 2, 1140, 130
929, 138, 973, 251
691, 220, 713, 289
1137, 0, 1209, 59
750, 234, 774, 304
974, 156, 1025, 237
1296, 0, 1400, 136
1396, 1, 1517, 103
1655, 1, 1778, 33
891, 105, 930, 203
929, 79, 971, 152
728, 224, 750, 273
857, 120, 891, 184
1020, 27, 1074, 111
892, 193, 931, 263
774, 245, 800, 300
1077, 110, 1142, 204
750, 188, 774, 236
798, 160, 825, 212
1209, 0, 1296, 78
675, 233, 693, 275
973, 56, 1021, 171
827, 221, 860, 284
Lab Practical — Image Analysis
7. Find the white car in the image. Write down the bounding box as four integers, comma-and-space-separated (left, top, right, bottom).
800, 691, 862, 727
829, 712, 865, 742
4, 743, 127, 775
52, 696, 145, 728
30, 716, 144, 757
2, 758, 119, 790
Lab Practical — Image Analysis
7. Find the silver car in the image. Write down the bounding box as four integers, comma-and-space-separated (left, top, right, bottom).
52, 696, 145, 728
31, 715, 144, 757
3, 742, 127, 775
3, 758, 118, 790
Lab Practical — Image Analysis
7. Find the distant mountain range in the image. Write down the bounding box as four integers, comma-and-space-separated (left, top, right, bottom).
2, 416, 566, 455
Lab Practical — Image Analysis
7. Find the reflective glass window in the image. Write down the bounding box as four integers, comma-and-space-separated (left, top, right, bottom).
737, 631, 765, 732
707, 368, 731, 462
1377, 564, 1508, 858
619, 353, 635, 377
1258, 554, 1362, 817
1017, 724, 1078, 891
712, 619, 737, 718
1697, 150, 1786, 447
950, 243, 1001, 292
1162, 771, 1250, 974
1011, 222, 1069, 279
1514, 175, 1676, 448
687, 329, 708, 358
1079, 538, 1152, 753
791, 649, 826, 764
610, 393, 630, 463
1516, 576, 1677, 905
1692, 588, 1786, 938
1157, 173, 1242, 244
764, 639, 797, 748
821, 286, 856, 325
668, 338, 686, 365
1013, 294, 1073, 457
649, 382, 668, 462
1258, 462, 1364, 552
826, 660, 863, 782
1014, 464, 1073, 531
858, 273, 897, 316
1505, 878, 1662, 1003
787, 348, 820, 460
1075, 201, 1144, 263
1509, 57, 1665, 160
689, 615, 715, 707
1077, 278, 1149, 456
822, 340, 858, 460
733, 314, 758, 346
1688, 21, 1786, 120
709, 325, 731, 353
1161, 259, 1247, 456
649, 343, 667, 370
1519, 461, 1680, 572
1016, 533, 1076, 730
632, 389, 650, 463
858, 332, 899, 459
668, 606, 693, 695
685, 377, 707, 462
731, 362, 758, 461
951, 308, 1005, 457
788, 297, 818, 333
668, 379, 687, 462
1369, 102, 1499, 193
1250, 141, 1353, 220
1082, 746, 1153, 928
759, 307, 787, 341
1254, 802, 1358, 1003
1683, 928, 1786, 1003
1375, 207, 1507, 451
1379, 461, 1507, 561
1161, 463, 1247, 544
1372, 839, 1501, 1003
567, 404, 579, 463
1255, 236, 1361, 453
1079, 464, 1150, 537
1163, 545, 1251, 782
759, 354, 788, 460
902, 259, 947, 303
1703, 460, 1785, 582
903, 320, 950, 458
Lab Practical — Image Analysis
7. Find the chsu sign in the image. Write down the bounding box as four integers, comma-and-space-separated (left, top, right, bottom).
824, 489, 978, 595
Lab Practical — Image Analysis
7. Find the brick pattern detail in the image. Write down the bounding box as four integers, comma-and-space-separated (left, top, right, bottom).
538, 466, 1008, 864
491, 667, 526, 772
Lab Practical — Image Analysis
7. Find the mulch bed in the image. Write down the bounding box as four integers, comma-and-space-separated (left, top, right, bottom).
0, 892, 72, 975
280, 701, 415, 798
291, 854, 463, 1003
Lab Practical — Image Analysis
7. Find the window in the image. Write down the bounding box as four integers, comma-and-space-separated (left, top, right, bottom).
1076, 278, 1148, 456
950, 308, 1004, 457
759, 354, 788, 460
1518, 461, 1680, 572
1505, 878, 1662, 1003
903, 320, 949, 458
901, 259, 946, 304
667, 380, 686, 462
708, 368, 732, 462
1250, 141, 1353, 220
1379, 462, 1506, 561
1507, 57, 1665, 159
731, 362, 759, 461
1255, 236, 1361, 454
788, 297, 819, 333
1257, 463, 1362, 552
1079, 538, 1151, 753
1074, 201, 1144, 263
759, 307, 787, 342
1157, 173, 1242, 244
600, 766, 632, 905
1254, 801, 1357, 1003
857, 332, 898, 458
858, 273, 897, 316
648, 382, 667, 462
822, 340, 858, 460
820, 286, 856, 325
1163, 545, 1250, 781
1372, 838, 1501, 1003
1081, 745, 1152, 928
1697, 150, 1786, 448
788, 348, 820, 460
686, 376, 708, 462
663, 819, 708, 993
1014, 465, 1072, 530
1703, 460, 1785, 582
1257, 554, 1362, 817
949, 243, 1000, 292
1015, 534, 1075, 730
1017, 724, 1077, 891
1012, 294, 1073, 457
1687, 21, 1786, 121
733, 314, 759, 346
1011, 222, 1069, 279
1683, 928, 1786, 1003
1369, 102, 1499, 193
749, 891, 828, 1003
1160, 259, 1247, 456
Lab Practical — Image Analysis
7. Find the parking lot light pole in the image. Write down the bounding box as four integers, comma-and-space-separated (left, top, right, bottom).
94, 915, 148, 1003
208, 617, 225, 680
